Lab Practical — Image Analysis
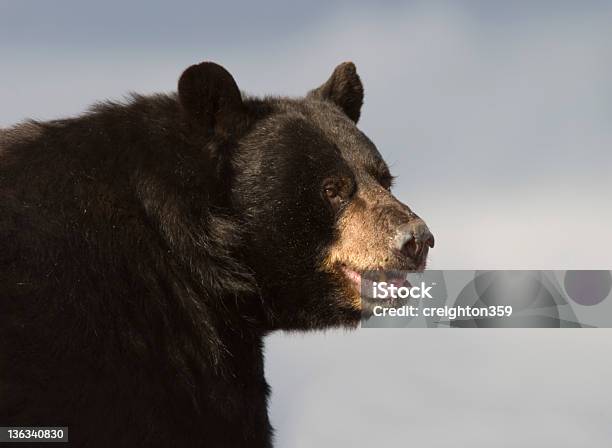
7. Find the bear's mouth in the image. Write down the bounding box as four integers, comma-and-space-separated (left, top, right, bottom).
339, 263, 417, 314
332, 247, 429, 311
339, 264, 412, 291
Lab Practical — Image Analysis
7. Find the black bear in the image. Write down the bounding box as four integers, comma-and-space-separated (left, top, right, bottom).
0, 61, 433, 447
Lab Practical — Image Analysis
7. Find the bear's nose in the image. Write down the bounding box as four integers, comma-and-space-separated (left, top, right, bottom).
395, 220, 434, 264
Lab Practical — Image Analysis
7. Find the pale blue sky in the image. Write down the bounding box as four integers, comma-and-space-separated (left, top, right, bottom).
2, 2, 612, 446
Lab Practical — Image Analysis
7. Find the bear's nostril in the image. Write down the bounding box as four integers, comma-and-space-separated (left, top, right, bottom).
401, 238, 420, 260
426, 234, 435, 249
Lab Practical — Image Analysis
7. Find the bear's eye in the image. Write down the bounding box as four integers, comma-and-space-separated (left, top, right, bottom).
322, 180, 346, 211
324, 185, 338, 199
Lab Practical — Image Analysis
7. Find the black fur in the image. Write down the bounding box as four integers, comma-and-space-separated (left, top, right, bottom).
0, 61, 409, 447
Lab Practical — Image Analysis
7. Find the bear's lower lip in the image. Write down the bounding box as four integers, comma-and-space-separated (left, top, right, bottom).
341, 265, 362, 287
340, 266, 409, 290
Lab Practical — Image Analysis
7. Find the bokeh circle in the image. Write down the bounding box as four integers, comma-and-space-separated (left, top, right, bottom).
563, 270, 612, 306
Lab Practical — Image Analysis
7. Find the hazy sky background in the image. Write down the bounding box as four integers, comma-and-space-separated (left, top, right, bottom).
2, 1, 612, 446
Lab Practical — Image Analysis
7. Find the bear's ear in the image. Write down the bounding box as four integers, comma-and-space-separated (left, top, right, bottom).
178, 62, 246, 137
308, 62, 364, 123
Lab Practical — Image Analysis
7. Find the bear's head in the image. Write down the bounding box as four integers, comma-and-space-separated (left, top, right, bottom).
178, 61, 434, 330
